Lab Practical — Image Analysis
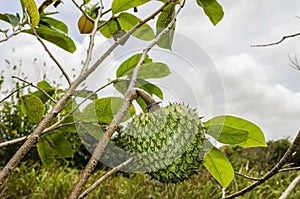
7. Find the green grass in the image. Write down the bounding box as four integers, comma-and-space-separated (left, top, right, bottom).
0, 163, 300, 199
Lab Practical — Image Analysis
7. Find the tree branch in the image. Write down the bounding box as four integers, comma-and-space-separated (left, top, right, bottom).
279, 175, 300, 199
12, 76, 57, 103
234, 172, 260, 181
279, 166, 300, 172
251, 32, 300, 47
32, 29, 72, 85
78, 158, 134, 199
0, 84, 30, 103
68, 1, 180, 198
0, 0, 174, 186
288, 54, 300, 71
0, 136, 27, 149
0, 27, 22, 43
80, 2, 104, 73
224, 130, 300, 199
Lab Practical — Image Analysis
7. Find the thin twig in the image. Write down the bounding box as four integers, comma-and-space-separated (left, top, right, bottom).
251, 32, 300, 47
0, 27, 22, 43
288, 54, 300, 71
0, 0, 173, 188
224, 131, 300, 199
12, 76, 57, 103
0, 84, 30, 103
32, 29, 72, 85
81, 3, 103, 73
279, 175, 300, 199
234, 172, 260, 181
279, 166, 300, 172
78, 158, 134, 199
43, 79, 116, 134
0, 136, 27, 149
71, 0, 95, 22
68, 1, 179, 198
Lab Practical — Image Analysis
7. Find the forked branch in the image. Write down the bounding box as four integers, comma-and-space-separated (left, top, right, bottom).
224, 130, 300, 199
251, 32, 300, 47
68, 1, 181, 198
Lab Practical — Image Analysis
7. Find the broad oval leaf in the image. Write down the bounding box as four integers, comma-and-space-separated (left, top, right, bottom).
23, 25, 76, 53
112, 0, 150, 14
116, 53, 152, 78
21, 94, 45, 124
21, 0, 40, 28
117, 12, 155, 41
45, 131, 74, 159
83, 97, 135, 125
37, 136, 55, 167
114, 79, 163, 99
99, 18, 120, 38
196, 0, 224, 26
204, 147, 234, 188
72, 89, 98, 100
0, 13, 20, 27
33, 80, 55, 103
40, 16, 68, 33
116, 54, 170, 79
138, 62, 170, 79
205, 115, 267, 147
156, 2, 176, 50
205, 124, 249, 145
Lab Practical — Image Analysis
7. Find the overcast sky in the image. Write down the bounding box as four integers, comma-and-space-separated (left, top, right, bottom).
1, 1, 300, 141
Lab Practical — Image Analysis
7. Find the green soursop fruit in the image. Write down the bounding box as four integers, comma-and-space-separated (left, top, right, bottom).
117, 104, 206, 183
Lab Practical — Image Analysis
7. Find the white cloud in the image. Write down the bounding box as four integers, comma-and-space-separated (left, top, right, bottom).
1, 1, 300, 141
216, 54, 300, 140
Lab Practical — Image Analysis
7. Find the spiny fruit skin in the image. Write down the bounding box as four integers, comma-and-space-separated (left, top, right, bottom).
118, 104, 206, 183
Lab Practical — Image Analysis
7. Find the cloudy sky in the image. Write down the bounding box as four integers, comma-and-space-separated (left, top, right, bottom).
1, 0, 300, 141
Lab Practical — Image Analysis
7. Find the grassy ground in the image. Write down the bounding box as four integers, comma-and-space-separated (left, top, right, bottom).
1, 162, 300, 199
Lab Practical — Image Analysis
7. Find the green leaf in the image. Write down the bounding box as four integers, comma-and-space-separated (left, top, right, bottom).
37, 136, 55, 167
137, 79, 163, 99
83, 0, 91, 5
59, 115, 77, 133
117, 12, 155, 41
21, 0, 40, 28
33, 80, 55, 103
72, 90, 98, 100
205, 115, 267, 147
0, 13, 20, 27
136, 96, 148, 112
83, 97, 136, 125
21, 94, 45, 124
206, 125, 249, 145
77, 122, 103, 140
204, 147, 234, 188
44, 131, 74, 159
23, 25, 76, 53
99, 18, 121, 38
112, 0, 150, 14
116, 53, 170, 79
156, 2, 176, 50
116, 53, 152, 78
196, 0, 224, 25
39, 16, 68, 33
114, 79, 163, 99
137, 62, 170, 79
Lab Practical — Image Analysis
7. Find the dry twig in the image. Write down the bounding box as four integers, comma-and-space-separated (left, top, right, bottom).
251, 32, 300, 47
224, 131, 300, 198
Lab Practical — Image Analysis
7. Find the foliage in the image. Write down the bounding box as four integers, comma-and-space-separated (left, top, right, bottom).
222, 138, 300, 172
1, 161, 300, 199
0, 70, 90, 168
0, 0, 276, 197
